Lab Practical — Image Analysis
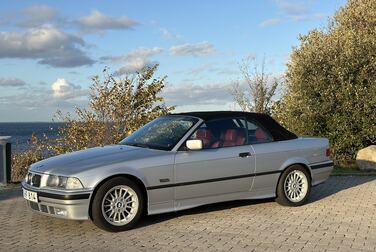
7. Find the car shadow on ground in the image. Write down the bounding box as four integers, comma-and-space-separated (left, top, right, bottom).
0, 186, 22, 201
135, 176, 376, 229
136, 198, 273, 229
1, 176, 375, 231
307, 175, 375, 204
76, 198, 275, 231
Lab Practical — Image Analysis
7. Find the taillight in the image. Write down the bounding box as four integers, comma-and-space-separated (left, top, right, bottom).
326, 148, 331, 157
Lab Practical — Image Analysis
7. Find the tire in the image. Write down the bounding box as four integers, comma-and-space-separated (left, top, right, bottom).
91, 177, 144, 232
275, 165, 311, 206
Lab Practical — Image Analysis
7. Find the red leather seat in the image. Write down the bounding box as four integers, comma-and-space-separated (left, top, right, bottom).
235, 129, 246, 145
255, 128, 267, 141
196, 128, 212, 148
221, 129, 246, 147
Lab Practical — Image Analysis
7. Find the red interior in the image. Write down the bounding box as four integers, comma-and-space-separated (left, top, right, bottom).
255, 128, 266, 141
222, 129, 246, 147
196, 128, 212, 148
197, 128, 247, 148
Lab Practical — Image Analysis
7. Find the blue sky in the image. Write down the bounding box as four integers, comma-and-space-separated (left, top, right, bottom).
0, 0, 346, 122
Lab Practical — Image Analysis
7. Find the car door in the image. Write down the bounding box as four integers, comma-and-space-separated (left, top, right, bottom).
174, 117, 256, 205
245, 118, 284, 197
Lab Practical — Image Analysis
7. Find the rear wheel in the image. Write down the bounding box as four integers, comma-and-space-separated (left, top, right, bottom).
276, 165, 311, 206
91, 177, 144, 232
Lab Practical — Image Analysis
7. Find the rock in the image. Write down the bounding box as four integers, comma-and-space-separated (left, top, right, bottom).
356, 145, 376, 170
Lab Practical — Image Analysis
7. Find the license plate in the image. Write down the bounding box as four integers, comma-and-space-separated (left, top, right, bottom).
23, 189, 38, 203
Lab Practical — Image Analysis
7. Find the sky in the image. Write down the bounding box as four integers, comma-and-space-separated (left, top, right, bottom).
0, 0, 346, 122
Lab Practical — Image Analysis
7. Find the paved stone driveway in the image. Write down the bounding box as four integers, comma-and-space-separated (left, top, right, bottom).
1, 176, 376, 252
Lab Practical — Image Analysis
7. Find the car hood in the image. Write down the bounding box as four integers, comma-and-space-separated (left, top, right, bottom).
29, 145, 158, 176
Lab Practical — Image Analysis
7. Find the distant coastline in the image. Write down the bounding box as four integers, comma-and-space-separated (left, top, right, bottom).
0, 121, 63, 123
0, 122, 65, 153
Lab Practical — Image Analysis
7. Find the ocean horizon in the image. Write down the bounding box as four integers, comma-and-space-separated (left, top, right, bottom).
0, 122, 65, 153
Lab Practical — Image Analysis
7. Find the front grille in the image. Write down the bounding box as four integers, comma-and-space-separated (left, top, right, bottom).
29, 201, 39, 211
48, 206, 55, 215
28, 202, 59, 216
26, 172, 41, 187
40, 205, 48, 213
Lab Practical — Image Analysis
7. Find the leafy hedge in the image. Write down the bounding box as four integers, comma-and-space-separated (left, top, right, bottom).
273, 0, 376, 162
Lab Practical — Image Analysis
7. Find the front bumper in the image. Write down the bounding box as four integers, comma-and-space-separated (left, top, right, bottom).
21, 181, 93, 220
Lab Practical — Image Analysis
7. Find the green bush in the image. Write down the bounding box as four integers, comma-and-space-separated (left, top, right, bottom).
273, 0, 376, 162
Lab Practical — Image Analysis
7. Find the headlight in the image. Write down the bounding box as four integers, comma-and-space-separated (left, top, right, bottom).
25, 173, 30, 183
46, 175, 83, 190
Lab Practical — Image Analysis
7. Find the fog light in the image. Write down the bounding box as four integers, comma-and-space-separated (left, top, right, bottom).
55, 208, 67, 216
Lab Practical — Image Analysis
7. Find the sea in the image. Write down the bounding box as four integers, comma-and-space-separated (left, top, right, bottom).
0, 122, 65, 153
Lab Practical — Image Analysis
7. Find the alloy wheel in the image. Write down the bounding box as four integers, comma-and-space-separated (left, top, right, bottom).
101, 185, 139, 226
283, 170, 308, 202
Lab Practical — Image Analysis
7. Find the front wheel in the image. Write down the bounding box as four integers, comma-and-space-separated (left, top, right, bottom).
275, 165, 311, 206
91, 177, 144, 232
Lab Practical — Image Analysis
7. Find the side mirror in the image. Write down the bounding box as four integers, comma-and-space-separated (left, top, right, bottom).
186, 139, 203, 150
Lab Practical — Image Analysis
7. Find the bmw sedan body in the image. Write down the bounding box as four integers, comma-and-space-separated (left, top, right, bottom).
22, 111, 333, 231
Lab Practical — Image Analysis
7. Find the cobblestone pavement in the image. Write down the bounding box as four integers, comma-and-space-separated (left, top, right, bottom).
1, 176, 376, 252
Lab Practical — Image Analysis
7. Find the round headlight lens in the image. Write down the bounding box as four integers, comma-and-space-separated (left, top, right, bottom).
46, 175, 83, 190
58, 177, 68, 187
47, 175, 59, 187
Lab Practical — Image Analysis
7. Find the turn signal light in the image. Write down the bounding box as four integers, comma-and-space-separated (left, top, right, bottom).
55, 208, 67, 216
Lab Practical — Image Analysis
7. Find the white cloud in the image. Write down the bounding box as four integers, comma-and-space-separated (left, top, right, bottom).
101, 47, 163, 63
0, 5, 71, 30
0, 90, 88, 121
19, 5, 57, 27
0, 78, 26, 87
169, 42, 216, 57
23, 5, 56, 18
125, 47, 163, 59
183, 62, 216, 75
260, 18, 283, 27
77, 10, 138, 32
163, 81, 234, 106
51, 78, 86, 99
101, 47, 163, 75
291, 12, 328, 22
0, 26, 94, 67
114, 58, 158, 76
0, 79, 89, 121
275, 0, 308, 15
261, 0, 327, 27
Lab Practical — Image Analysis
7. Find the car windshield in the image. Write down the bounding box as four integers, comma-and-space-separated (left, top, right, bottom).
119, 116, 199, 151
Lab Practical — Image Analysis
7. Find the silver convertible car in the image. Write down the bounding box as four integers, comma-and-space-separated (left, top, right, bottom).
22, 111, 333, 231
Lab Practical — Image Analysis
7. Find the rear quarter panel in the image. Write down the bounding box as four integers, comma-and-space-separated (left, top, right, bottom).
251, 137, 331, 198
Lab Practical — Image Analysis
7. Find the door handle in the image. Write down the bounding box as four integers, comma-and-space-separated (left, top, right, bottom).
239, 152, 251, 158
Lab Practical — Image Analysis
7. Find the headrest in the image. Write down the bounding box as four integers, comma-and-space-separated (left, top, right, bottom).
224, 129, 238, 141
196, 128, 211, 139
255, 128, 266, 140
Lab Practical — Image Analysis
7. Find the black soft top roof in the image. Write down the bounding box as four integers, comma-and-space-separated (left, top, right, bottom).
172, 111, 297, 141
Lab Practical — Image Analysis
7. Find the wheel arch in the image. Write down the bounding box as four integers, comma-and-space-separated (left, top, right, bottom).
275, 162, 312, 197
88, 173, 148, 220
